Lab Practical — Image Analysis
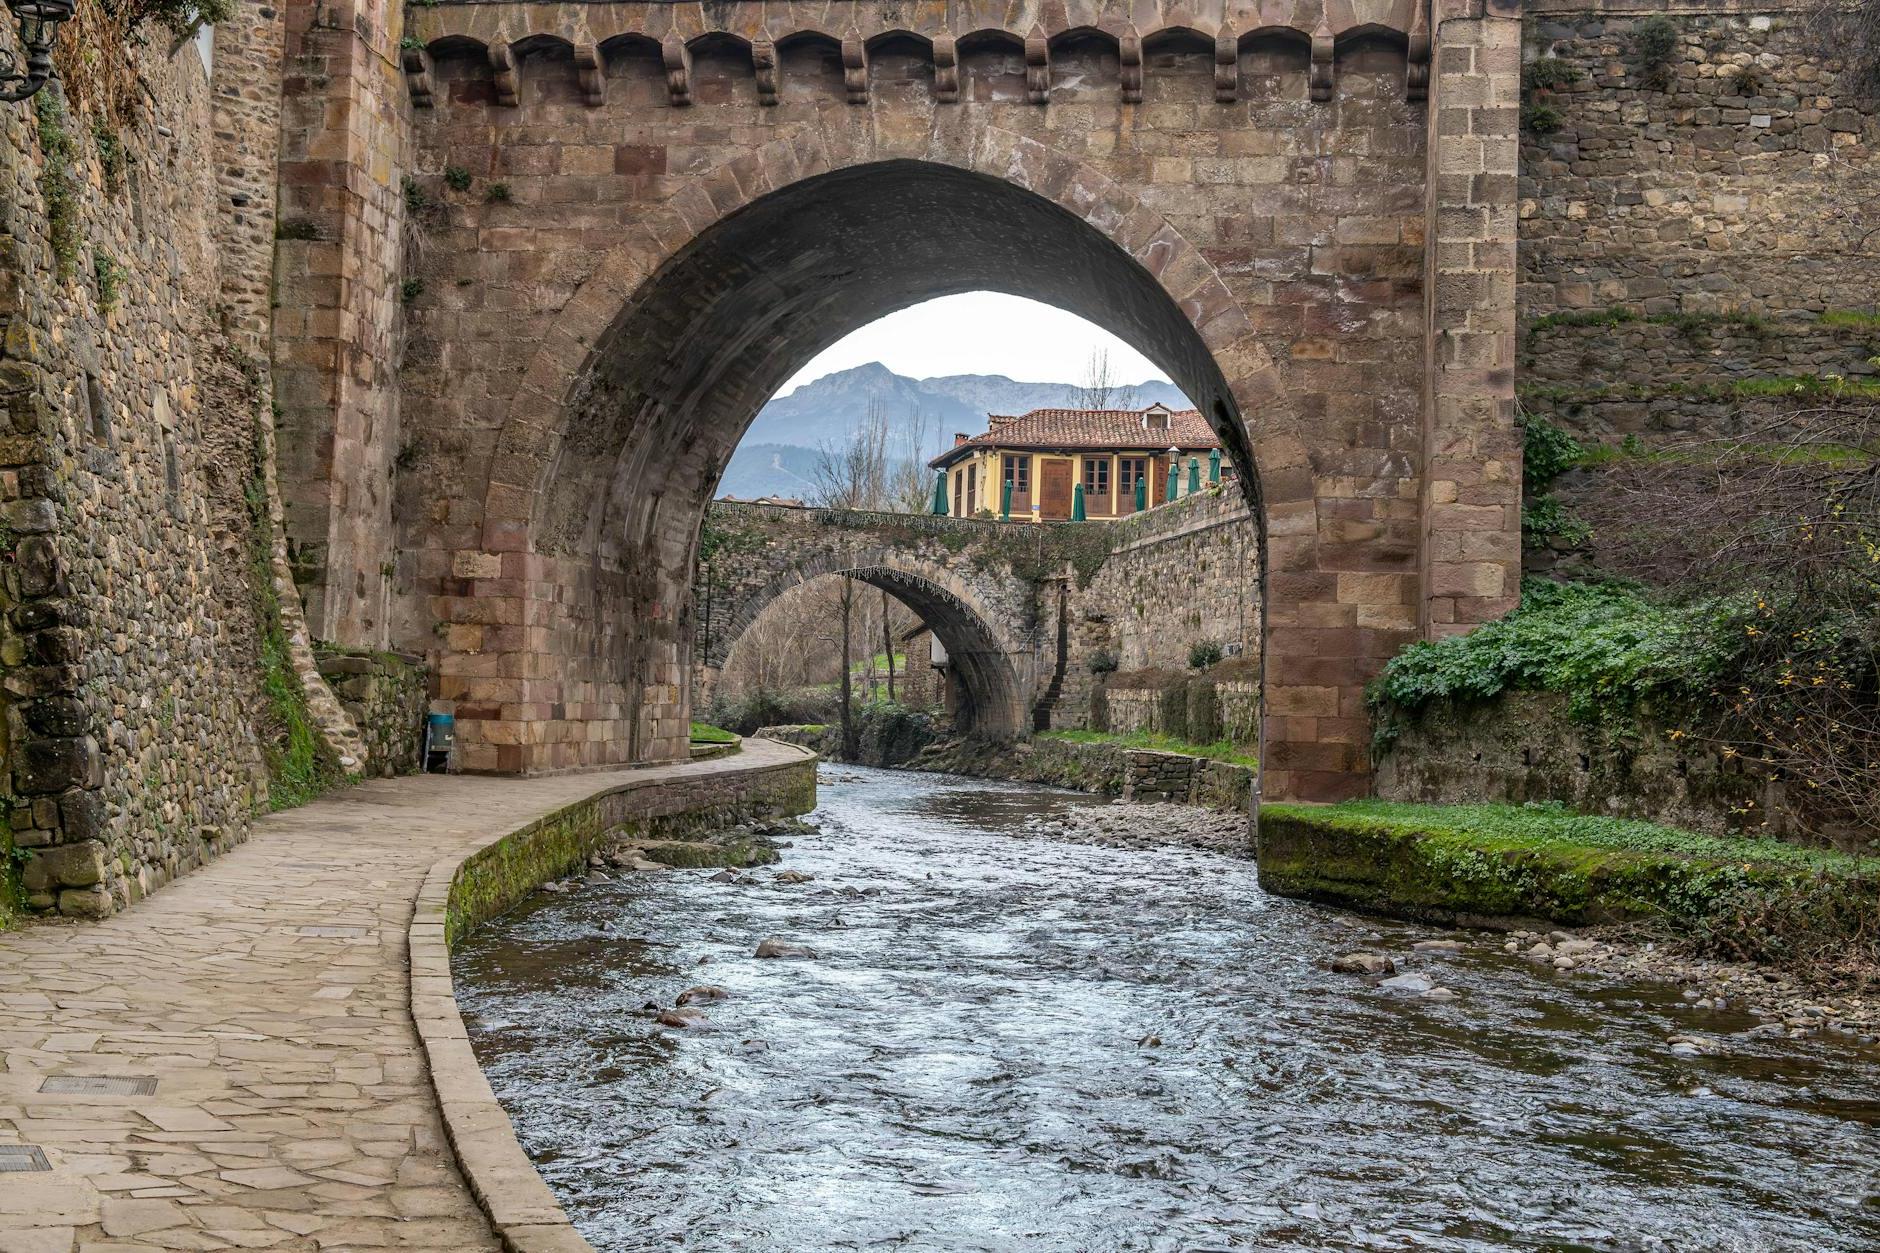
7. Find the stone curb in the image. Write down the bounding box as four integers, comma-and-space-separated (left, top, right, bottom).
408, 739, 816, 1253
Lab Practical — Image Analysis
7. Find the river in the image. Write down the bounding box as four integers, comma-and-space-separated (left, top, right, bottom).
454, 766, 1880, 1251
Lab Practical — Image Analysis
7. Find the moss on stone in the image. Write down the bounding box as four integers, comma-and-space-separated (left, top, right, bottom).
1257, 801, 1879, 958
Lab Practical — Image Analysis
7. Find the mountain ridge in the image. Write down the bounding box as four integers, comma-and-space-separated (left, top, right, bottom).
721, 363, 1193, 499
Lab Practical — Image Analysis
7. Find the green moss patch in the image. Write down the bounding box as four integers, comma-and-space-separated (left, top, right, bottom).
689, 721, 737, 744
1258, 800, 1878, 962
1040, 728, 1259, 770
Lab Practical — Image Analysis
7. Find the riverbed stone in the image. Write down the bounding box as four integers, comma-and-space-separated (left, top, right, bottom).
1332, 952, 1396, 975
755, 939, 818, 960
1378, 973, 1435, 995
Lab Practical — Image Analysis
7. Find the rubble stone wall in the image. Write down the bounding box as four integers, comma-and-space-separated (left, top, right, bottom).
0, 36, 264, 916
315, 646, 430, 777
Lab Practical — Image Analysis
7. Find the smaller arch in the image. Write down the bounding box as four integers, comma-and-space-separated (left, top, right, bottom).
865, 28, 933, 55
1048, 25, 1121, 54
702, 547, 1029, 738
1238, 26, 1313, 53
956, 28, 1025, 53
510, 33, 573, 58
687, 31, 752, 56
1141, 25, 1216, 53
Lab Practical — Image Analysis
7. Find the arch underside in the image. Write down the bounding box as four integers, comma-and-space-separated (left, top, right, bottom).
522, 160, 1262, 766
711, 558, 1027, 736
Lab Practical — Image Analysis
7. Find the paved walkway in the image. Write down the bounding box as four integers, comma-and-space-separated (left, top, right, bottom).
0, 744, 802, 1252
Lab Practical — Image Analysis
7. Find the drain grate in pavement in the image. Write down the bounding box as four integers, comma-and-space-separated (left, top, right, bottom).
0, 1145, 52, 1172
295, 925, 370, 938
39, 1075, 158, 1096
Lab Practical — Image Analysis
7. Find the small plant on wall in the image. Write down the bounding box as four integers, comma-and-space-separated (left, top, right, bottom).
1521, 54, 1581, 136
1635, 16, 1680, 91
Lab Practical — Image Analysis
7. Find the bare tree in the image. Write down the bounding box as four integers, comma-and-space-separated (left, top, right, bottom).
1072, 347, 1137, 411
889, 408, 936, 514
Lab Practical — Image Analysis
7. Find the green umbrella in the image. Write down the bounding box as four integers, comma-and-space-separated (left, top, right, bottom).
1071, 482, 1086, 522
1000, 478, 1013, 521
930, 470, 948, 515
1166, 458, 1179, 501
1134, 475, 1146, 512
1188, 457, 1201, 495
1208, 448, 1221, 484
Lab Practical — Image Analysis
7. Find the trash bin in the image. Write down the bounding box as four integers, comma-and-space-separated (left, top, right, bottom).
424, 712, 455, 773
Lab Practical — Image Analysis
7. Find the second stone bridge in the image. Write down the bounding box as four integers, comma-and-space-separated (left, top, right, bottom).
693, 495, 1260, 737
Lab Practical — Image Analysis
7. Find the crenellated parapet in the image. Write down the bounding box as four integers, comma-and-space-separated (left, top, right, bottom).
403, 0, 1440, 107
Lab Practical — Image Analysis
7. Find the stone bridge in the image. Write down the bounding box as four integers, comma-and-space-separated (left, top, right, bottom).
693, 502, 1095, 735
272, 0, 1523, 800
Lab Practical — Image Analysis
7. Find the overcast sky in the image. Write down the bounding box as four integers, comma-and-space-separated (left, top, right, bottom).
778, 292, 1174, 394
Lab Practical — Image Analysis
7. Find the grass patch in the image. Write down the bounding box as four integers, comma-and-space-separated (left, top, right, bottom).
245, 470, 348, 812
1257, 799, 1879, 964
1819, 308, 1880, 330
689, 721, 736, 744
1041, 728, 1259, 771
1271, 799, 1868, 873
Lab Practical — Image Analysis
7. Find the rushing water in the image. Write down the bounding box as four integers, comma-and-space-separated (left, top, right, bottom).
455, 767, 1880, 1251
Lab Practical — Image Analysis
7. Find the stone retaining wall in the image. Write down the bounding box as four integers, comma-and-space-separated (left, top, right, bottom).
315, 646, 431, 778
441, 744, 817, 944
410, 740, 817, 1253
1375, 690, 1814, 842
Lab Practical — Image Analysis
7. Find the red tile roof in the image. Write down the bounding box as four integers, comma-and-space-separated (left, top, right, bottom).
930, 405, 1219, 467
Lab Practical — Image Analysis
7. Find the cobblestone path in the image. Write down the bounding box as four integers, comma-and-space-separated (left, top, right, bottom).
0, 750, 791, 1252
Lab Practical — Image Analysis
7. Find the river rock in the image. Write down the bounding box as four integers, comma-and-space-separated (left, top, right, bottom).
676, 985, 729, 1006
1378, 972, 1434, 995
708, 870, 738, 883
755, 938, 818, 959
774, 870, 815, 884
656, 1008, 710, 1029
1422, 987, 1459, 1001
1331, 951, 1395, 975
1412, 939, 1465, 953
1556, 939, 1599, 956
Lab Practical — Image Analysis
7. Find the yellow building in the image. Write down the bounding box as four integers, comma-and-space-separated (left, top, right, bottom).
929, 403, 1225, 521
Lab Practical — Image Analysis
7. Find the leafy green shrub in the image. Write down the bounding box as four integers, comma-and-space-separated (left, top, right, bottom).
444, 165, 473, 192
1635, 16, 1680, 90
1521, 495, 1592, 550
400, 278, 424, 304
1524, 57, 1584, 92
1087, 649, 1118, 674
1521, 102, 1565, 135
1188, 640, 1223, 670
1519, 411, 1584, 491
93, 253, 125, 311
485, 182, 512, 204
706, 687, 837, 735
131, 0, 236, 38
1368, 579, 1724, 728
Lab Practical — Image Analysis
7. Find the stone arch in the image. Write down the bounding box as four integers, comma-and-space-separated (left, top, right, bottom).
706, 551, 1029, 737
438, 123, 1398, 798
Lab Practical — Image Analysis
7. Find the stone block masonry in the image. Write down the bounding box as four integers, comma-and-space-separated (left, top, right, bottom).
370, 0, 1521, 802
